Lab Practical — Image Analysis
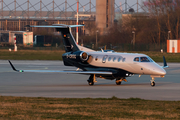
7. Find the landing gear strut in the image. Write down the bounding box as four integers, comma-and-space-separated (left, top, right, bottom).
87, 74, 97, 86
116, 80, 121, 85
150, 77, 155, 87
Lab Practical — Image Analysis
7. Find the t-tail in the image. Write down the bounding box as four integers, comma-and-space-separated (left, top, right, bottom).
25, 24, 84, 52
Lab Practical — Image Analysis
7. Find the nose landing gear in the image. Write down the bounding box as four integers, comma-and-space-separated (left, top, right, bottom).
150, 77, 155, 87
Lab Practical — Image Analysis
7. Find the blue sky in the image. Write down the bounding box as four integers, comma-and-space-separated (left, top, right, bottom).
1, 0, 146, 12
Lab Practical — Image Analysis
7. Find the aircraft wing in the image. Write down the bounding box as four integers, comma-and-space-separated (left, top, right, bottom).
8, 60, 112, 75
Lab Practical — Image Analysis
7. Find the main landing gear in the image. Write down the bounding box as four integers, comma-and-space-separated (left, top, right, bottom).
87, 74, 97, 86
87, 76, 128, 86
116, 78, 127, 85
150, 77, 155, 87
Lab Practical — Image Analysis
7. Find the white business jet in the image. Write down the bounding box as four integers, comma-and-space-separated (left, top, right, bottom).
9, 24, 168, 86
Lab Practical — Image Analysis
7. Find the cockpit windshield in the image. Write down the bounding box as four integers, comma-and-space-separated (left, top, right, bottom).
134, 57, 154, 62
140, 57, 150, 62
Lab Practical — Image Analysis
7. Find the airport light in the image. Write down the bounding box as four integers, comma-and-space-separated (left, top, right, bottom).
132, 31, 135, 45
168, 31, 171, 40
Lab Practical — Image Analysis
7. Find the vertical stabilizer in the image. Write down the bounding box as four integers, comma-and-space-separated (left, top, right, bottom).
25, 24, 89, 52
56, 27, 79, 52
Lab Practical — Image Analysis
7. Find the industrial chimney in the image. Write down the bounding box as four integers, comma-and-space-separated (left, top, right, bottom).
96, 0, 115, 34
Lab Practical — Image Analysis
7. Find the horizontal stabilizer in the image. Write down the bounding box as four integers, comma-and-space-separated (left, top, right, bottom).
24, 24, 85, 28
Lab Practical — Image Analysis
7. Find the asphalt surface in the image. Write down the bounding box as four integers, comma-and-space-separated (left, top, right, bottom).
0, 60, 180, 101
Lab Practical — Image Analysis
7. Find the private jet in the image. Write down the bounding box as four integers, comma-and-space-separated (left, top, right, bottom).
9, 24, 168, 86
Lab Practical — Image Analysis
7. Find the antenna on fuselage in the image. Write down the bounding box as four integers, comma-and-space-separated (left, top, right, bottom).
101, 48, 104, 52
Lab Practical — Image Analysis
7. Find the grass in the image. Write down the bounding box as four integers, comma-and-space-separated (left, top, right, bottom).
0, 50, 64, 60
0, 49, 180, 62
0, 96, 180, 120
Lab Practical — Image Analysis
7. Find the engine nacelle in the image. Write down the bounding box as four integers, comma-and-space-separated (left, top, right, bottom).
79, 51, 89, 61
62, 51, 89, 65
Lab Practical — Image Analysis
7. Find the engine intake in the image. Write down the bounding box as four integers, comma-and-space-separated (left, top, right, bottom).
80, 52, 88, 61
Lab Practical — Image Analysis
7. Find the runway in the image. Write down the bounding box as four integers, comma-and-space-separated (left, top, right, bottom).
0, 60, 180, 101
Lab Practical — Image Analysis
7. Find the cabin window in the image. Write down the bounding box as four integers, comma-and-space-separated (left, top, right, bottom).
108, 57, 111, 61
134, 57, 139, 62
113, 57, 116, 62
102, 55, 108, 63
122, 58, 126, 62
118, 57, 122, 62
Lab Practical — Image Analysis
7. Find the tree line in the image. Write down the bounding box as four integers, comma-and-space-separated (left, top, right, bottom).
32, 0, 180, 50
82, 0, 180, 48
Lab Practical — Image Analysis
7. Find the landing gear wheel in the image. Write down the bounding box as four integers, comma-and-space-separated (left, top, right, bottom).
116, 81, 121, 85
87, 75, 96, 86
151, 81, 155, 87
87, 80, 94, 86
150, 77, 155, 87
116, 79, 122, 85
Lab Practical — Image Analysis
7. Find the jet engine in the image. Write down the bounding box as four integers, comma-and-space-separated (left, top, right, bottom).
63, 51, 89, 64
80, 51, 89, 61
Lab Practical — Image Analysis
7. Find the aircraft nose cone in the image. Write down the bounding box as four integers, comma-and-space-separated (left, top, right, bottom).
156, 68, 166, 75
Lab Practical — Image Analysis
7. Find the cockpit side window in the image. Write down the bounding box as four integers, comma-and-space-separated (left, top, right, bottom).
134, 57, 139, 62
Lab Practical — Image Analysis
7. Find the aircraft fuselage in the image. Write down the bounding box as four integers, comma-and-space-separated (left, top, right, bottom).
62, 51, 166, 80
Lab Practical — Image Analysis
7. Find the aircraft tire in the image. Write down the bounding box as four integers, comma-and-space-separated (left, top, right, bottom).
150, 82, 155, 87
116, 81, 121, 85
88, 81, 94, 86
87, 80, 94, 86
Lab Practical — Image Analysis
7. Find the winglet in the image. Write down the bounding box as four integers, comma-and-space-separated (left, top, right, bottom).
163, 56, 169, 68
8, 60, 24, 72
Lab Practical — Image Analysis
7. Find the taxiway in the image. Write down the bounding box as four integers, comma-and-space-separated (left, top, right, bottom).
0, 60, 180, 101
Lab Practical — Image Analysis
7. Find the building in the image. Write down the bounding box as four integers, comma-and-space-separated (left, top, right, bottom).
96, 0, 115, 34
167, 40, 180, 53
